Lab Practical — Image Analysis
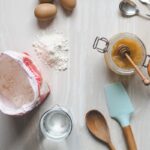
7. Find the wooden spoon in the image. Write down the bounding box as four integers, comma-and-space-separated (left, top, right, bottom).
86, 110, 116, 150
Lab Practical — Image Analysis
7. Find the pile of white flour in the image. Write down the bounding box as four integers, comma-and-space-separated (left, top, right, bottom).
33, 32, 69, 71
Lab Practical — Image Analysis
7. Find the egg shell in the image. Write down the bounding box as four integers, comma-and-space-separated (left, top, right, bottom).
34, 3, 57, 21
60, 0, 76, 11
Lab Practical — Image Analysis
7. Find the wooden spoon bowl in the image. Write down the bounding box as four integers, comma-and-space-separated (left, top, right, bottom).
86, 110, 116, 150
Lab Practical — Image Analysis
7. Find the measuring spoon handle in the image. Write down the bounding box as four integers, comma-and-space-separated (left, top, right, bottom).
138, 12, 150, 19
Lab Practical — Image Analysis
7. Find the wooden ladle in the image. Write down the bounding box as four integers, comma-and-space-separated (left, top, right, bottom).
86, 110, 116, 150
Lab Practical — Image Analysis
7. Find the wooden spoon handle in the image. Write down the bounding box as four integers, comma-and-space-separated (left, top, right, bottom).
122, 125, 137, 150
125, 53, 150, 85
108, 142, 116, 150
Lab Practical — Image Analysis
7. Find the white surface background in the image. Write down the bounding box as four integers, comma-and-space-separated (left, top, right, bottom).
0, 0, 150, 150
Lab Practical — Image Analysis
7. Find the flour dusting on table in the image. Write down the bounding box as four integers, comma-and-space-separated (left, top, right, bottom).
33, 32, 69, 71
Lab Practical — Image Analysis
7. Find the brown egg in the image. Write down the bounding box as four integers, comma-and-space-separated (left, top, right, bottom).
39, 0, 54, 3
34, 3, 57, 21
60, 0, 76, 11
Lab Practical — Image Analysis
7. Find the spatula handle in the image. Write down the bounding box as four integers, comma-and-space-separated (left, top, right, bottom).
122, 125, 137, 150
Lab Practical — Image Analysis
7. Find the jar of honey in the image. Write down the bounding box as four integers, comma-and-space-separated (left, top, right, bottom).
93, 33, 149, 75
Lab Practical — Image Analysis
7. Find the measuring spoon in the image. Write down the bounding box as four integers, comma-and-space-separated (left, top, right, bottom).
119, 0, 150, 19
139, 0, 150, 5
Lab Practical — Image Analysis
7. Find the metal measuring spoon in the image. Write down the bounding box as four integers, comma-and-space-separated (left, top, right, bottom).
139, 0, 150, 12
86, 110, 116, 150
119, 0, 150, 19
139, 0, 150, 5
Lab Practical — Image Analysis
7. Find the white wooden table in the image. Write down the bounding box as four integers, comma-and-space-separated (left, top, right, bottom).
0, 0, 150, 150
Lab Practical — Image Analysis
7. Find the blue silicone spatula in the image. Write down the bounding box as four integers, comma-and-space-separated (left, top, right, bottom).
105, 82, 137, 150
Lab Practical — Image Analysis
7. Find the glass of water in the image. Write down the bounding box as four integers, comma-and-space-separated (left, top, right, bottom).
40, 105, 72, 140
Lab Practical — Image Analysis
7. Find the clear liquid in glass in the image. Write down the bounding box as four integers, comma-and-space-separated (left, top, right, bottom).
40, 108, 72, 140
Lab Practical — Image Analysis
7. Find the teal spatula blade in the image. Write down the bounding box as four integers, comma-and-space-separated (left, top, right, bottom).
105, 82, 134, 127
105, 82, 137, 150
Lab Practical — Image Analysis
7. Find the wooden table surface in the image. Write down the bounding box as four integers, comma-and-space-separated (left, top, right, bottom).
0, 0, 150, 150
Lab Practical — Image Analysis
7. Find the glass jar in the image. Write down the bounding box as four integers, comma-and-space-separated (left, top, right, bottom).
39, 105, 72, 140
93, 33, 149, 75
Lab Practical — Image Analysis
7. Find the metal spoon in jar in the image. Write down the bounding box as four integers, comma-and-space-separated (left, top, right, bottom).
86, 110, 116, 150
119, 0, 150, 19
139, 0, 150, 5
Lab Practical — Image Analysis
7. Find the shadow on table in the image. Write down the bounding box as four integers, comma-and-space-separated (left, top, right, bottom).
37, 20, 54, 29
33, 124, 81, 150
10, 106, 40, 136
105, 67, 134, 84
0, 106, 40, 150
